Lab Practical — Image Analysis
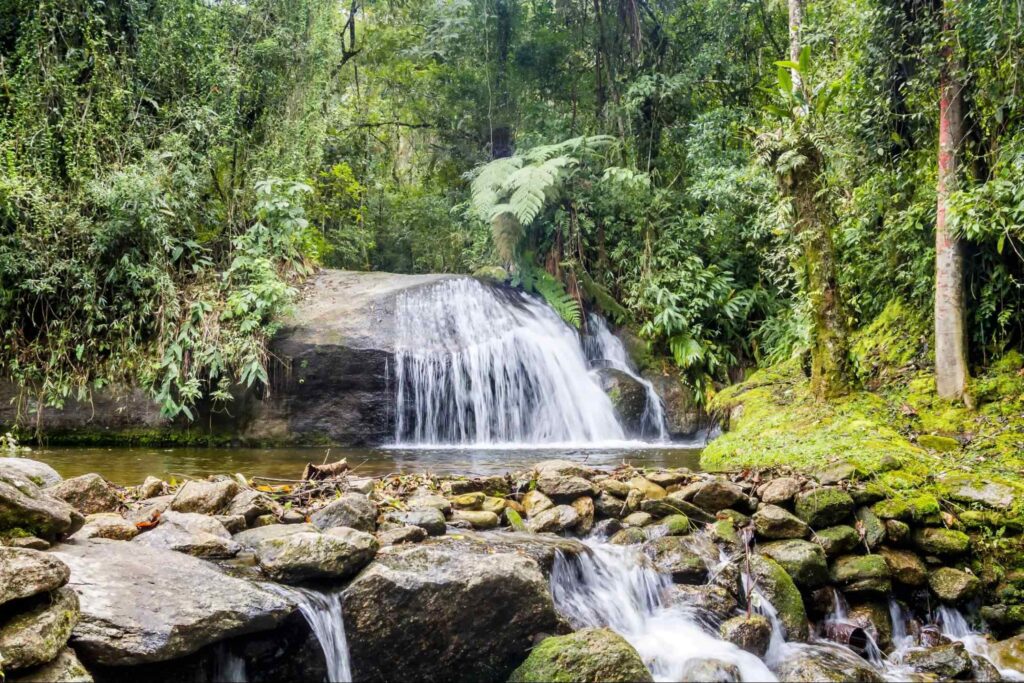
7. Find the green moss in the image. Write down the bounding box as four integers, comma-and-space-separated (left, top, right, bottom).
850, 299, 931, 387
912, 527, 970, 556
872, 494, 940, 522
749, 555, 809, 641
794, 488, 855, 528
917, 434, 960, 452
509, 628, 653, 683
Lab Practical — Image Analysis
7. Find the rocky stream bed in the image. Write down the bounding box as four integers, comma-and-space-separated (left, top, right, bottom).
1, 455, 1023, 682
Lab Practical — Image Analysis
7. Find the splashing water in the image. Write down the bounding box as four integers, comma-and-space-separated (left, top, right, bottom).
551, 542, 777, 681
394, 279, 626, 445
212, 645, 247, 682
583, 313, 669, 440
936, 605, 1023, 681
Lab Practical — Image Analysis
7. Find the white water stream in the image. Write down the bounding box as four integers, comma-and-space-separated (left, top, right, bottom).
267, 586, 353, 683
394, 279, 633, 446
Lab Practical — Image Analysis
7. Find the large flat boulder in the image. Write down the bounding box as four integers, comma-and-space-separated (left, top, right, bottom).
52, 539, 293, 665
342, 537, 560, 682
0, 459, 62, 488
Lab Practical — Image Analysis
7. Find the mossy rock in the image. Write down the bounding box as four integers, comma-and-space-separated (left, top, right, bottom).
831, 554, 891, 595
912, 527, 970, 557
928, 567, 981, 604
508, 628, 653, 683
871, 494, 939, 523
812, 525, 860, 558
757, 539, 829, 588
794, 488, 855, 528
917, 434, 959, 452
748, 555, 809, 641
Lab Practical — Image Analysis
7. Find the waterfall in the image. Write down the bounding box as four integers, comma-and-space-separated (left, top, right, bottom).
393, 278, 626, 445
270, 586, 352, 683
551, 542, 777, 681
212, 645, 247, 682
583, 314, 669, 440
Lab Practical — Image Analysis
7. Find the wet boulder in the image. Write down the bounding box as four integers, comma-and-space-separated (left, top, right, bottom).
310, 493, 377, 532
991, 633, 1024, 672
878, 547, 927, 587
596, 367, 651, 436
747, 555, 808, 641
0, 474, 83, 541
45, 475, 119, 516
536, 472, 596, 502
757, 539, 829, 589
509, 628, 652, 683
642, 536, 707, 584
137, 476, 167, 500
232, 523, 317, 550
666, 584, 738, 625
384, 508, 446, 536
0, 586, 79, 671
830, 554, 891, 596
255, 528, 377, 583
527, 505, 579, 534
903, 641, 973, 678
131, 511, 239, 559
812, 525, 860, 557
719, 615, 771, 657
773, 646, 883, 682
451, 510, 500, 529
169, 480, 238, 516
52, 539, 293, 665
73, 513, 139, 541
225, 490, 278, 525
753, 504, 809, 540
342, 539, 560, 682
0, 547, 69, 607
680, 658, 742, 682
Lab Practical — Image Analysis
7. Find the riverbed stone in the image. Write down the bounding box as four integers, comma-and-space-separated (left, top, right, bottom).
877, 547, 926, 586
855, 506, 885, 550
609, 527, 647, 545
594, 491, 625, 518
385, 508, 446, 536
948, 480, 1016, 510
452, 509, 500, 529
680, 658, 742, 682
912, 527, 970, 557
408, 491, 452, 515
628, 476, 667, 500
8, 646, 93, 682
830, 554, 891, 595
758, 539, 829, 588
666, 584, 738, 624
641, 493, 717, 524
310, 492, 376, 532
522, 490, 554, 517
225, 490, 277, 525
527, 505, 579, 533
169, 480, 238, 516
928, 566, 981, 604
132, 511, 239, 558
903, 641, 973, 678
622, 511, 653, 527
537, 472, 596, 502
644, 536, 707, 584
812, 525, 860, 557
991, 633, 1024, 672
481, 496, 506, 515
137, 476, 167, 500
232, 523, 317, 550
592, 518, 623, 538
885, 519, 910, 544
645, 469, 692, 488
53, 539, 292, 665
534, 459, 592, 479
748, 555, 808, 641
509, 628, 652, 683
647, 513, 690, 537
74, 513, 139, 541
719, 615, 771, 657
598, 478, 632, 498
213, 514, 247, 533
377, 525, 427, 546
753, 504, 809, 540
847, 601, 893, 650
1, 474, 84, 541
794, 487, 854, 528
0, 459, 62, 488
692, 479, 748, 513
570, 496, 595, 534
256, 528, 377, 583
0, 586, 79, 671
45, 475, 119, 516
450, 491, 485, 510
759, 477, 802, 505
342, 538, 560, 682
872, 494, 940, 522
0, 547, 69, 607
773, 646, 883, 682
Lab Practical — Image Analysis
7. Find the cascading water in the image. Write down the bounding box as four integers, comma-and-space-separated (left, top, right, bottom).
551, 541, 776, 681
393, 278, 627, 445
583, 313, 669, 440
270, 587, 352, 683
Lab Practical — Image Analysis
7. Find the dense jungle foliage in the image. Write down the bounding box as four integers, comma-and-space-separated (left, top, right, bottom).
1, 0, 1022, 418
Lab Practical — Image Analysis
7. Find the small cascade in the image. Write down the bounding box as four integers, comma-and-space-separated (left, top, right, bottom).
551, 542, 776, 681
212, 645, 247, 683
271, 586, 352, 683
393, 279, 626, 445
583, 314, 669, 440
935, 605, 1022, 680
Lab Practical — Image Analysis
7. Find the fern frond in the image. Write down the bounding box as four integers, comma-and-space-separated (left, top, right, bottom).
531, 271, 582, 328
470, 157, 522, 219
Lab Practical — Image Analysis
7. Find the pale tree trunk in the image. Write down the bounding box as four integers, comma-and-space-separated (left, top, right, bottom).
934, 0, 971, 404
788, 0, 803, 90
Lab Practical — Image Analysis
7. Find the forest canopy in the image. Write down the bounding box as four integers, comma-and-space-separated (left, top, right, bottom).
1, 0, 1022, 417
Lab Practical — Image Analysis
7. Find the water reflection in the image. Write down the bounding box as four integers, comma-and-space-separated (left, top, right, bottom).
29, 443, 704, 485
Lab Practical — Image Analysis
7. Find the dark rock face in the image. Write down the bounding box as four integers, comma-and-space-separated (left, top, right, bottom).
596, 368, 651, 437
342, 538, 560, 682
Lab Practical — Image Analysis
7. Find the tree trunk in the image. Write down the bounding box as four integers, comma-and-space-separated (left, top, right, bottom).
788, 0, 803, 90
934, 0, 970, 403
